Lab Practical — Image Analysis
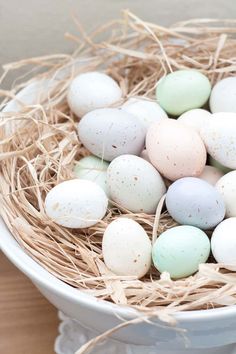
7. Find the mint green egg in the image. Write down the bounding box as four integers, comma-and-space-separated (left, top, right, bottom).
74, 155, 109, 195
152, 225, 210, 279
209, 155, 232, 174
156, 70, 211, 116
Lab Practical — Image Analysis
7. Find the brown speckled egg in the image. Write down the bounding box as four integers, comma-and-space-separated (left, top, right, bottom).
107, 154, 166, 214
146, 119, 206, 181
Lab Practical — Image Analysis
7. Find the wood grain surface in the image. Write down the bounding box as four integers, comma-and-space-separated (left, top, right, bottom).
0, 252, 59, 354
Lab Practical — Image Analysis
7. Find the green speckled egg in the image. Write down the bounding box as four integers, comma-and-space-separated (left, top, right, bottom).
156, 70, 211, 116
74, 155, 109, 195
152, 225, 210, 279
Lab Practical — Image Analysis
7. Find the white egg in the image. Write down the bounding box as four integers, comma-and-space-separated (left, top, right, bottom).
74, 155, 109, 196
67, 72, 122, 117
122, 97, 168, 131
216, 171, 236, 217
107, 154, 166, 213
102, 218, 152, 278
78, 108, 145, 162
210, 77, 236, 113
198, 165, 223, 185
45, 179, 108, 228
211, 218, 236, 270
177, 109, 211, 133
200, 112, 236, 169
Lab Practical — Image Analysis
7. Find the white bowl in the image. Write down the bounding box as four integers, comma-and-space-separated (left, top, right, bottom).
1, 81, 236, 353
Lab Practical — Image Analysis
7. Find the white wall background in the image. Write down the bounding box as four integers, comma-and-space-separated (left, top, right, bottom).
0, 0, 236, 86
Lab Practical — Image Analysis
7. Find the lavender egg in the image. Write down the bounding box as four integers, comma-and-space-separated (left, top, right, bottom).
166, 177, 225, 230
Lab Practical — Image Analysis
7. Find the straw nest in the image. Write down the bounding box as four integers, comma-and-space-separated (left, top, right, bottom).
1, 11, 236, 318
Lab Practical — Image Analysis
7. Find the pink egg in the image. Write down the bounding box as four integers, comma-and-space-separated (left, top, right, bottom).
140, 149, 172, 187
199, 165, 224, 185
146, 119, 206, 181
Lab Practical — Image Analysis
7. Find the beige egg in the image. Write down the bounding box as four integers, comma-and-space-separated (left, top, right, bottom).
146, 119, 206, 181
198, 165, 224, 185
102, 218, 152, 278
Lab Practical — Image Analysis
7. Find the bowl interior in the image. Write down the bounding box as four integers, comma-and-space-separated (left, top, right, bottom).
1, 78, 236, 324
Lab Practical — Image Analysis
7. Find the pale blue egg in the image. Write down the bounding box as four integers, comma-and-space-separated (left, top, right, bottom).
166, 177, 225, 230
152, 225, 210, 279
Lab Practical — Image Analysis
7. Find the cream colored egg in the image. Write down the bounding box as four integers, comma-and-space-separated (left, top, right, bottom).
45, 179, 108, 228
122, 97, 168, 131
216, 171, 236, 217
146, 119, 206, 181
198, 165, 223, 185
201, 112, 236, 169
107, 154, 166, 213
102, 218, 152, 278
67, 71, 122, 117
177, 109, 211, 134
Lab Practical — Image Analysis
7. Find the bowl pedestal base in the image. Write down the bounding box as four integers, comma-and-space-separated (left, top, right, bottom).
55, 312, 236, 354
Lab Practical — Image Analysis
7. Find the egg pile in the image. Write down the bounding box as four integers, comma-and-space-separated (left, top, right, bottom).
45, 69, 236, 280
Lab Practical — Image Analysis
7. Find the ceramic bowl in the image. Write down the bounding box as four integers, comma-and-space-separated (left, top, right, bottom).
1, 80, 236, 354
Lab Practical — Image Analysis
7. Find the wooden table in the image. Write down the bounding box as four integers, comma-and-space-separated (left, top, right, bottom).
0, 252, 59, 354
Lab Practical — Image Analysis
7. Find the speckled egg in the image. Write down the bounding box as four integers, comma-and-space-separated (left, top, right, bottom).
211, 218, 236, 270
198, 165, 223, 185
146, 119, 206, 181
156, 70, 211, 115
210, 77, 236, 113
107, 154, 166, 213
201, 112, 236, 169
122, 97, 168, 131
77, 108, 145, 162
45, 179, 108, 228
166, 177, 225, 230
152, 225, 210, 279
102, 218, 152, 278
177, 109, 211, 134
216, 171, 236, 217
74, 155, 109, 196
67, 71, 122, 117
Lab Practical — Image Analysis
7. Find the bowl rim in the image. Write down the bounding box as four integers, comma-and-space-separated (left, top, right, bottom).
2, 78, 236, 324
